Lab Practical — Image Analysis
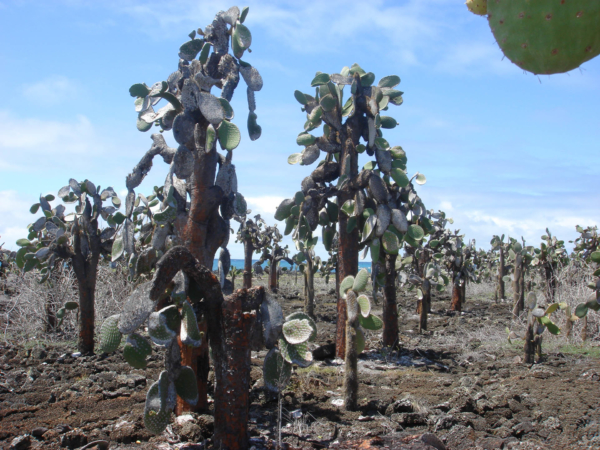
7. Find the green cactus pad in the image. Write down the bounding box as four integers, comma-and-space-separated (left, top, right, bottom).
407, 225, 424, 241
310, 73, 330, 86
180, 300, 203, 347
263, 348, 292, 392
487, 0, 600, 74
370, 239, 381, 263
282, 318, 313, 345
356, 326, 366, 354
294, 90, 307, 105
148, 310, 177, 346
390, 168, 409, 188
285, 312, 317, 342
378, 75, 401, 89
275, 199, 294, 221
526, 291, 537, 310
123, 333, 152, 369
144, 371, 176, 434
322, 226, 335, 251
357, 295, 371, 318
98, 314, 123, 353
64, 301, 79, 310
466, 0, 487, 16
359, 313, 383, 331
296, 133, 317, 146
174, 366, 198, 406
340, 275, 355, 299
218, 120, 241, 151
279, 338, 313, 368
352, 268, 370, 293
247, 112, 262, 141
382, 230, 400, 255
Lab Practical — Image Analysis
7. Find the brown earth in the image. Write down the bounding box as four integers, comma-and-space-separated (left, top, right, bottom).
1, 275, 599, 450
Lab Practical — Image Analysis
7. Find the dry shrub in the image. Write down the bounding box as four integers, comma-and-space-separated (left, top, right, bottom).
0, 262, 132, 345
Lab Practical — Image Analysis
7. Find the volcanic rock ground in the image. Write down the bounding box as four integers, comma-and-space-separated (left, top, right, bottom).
1, 274, 599, 450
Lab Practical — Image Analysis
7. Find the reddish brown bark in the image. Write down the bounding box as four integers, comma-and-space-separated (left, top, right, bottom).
268, 259, 278, 292
382, 254, 398, 347
450, 282, 462, 312
497, 247, 505, 300
512, 254, 524, 316
243, 238, 253, 289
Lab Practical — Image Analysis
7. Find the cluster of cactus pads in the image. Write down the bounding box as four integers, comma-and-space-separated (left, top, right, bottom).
467, 0, 600, 75
263, 311, 317, 392
99, 279, 202, 434
340, 268, 383, 352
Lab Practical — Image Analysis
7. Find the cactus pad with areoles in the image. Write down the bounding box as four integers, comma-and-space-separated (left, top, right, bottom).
488, 0, 600, 74
123, 333, 153, 369
98, 314, 123, 353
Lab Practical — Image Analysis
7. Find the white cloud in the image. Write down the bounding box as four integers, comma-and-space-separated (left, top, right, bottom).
0, 190, 38, 251
22, 76, 80, 106
0, 110, 106, 171
245, 195, 285, 218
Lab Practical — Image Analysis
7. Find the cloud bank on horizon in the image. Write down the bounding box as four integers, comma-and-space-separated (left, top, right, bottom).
0, 0, 598, 259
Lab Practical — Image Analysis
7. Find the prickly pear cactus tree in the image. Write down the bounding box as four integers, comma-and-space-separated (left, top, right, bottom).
255, 225, 293, 292
338, 268, 382, 410
468, 0, 600, 75
101, 245, 273, 449
16, 180, 122, 353
120, 5, 261, 416
263, 311, 317, 392
505, 237, 535, 316
567, 225, 600, 340
282, 63, 415, 358
490, 234, 510, 301
438, 233, 477, 313
530, 229, 568, 303
397, 210, 451, 333
291, 232, 320, 318
234, 214, 274, 289
507, 292, 561, 364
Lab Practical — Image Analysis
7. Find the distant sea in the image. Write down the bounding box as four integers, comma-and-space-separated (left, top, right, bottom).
212, 259, 372, 272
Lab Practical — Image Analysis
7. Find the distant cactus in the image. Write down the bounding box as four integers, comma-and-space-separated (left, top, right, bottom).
490, 234, 510, 301
531, 229, 568, 303
467, 0, 600, 75
16, 180, 122, 352
235, 214, 279, 289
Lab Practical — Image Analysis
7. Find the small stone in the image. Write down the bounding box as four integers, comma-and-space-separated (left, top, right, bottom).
9, 435, 31, 450
31, 427, 48, 438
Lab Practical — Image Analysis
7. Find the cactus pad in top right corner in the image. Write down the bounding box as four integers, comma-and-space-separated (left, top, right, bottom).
487, 0, 600, 74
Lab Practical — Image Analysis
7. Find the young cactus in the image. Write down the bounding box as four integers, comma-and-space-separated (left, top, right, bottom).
262, 311, 317, 392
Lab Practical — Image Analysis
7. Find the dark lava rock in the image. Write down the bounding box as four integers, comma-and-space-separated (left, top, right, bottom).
30, 427, 47, 439
312, 343, 336, 361
385, 398, 414, 415
9, 435, 31, 450
60, 430, 87, 449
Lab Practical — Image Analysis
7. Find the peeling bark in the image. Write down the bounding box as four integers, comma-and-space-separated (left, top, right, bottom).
382, 254, 398, 347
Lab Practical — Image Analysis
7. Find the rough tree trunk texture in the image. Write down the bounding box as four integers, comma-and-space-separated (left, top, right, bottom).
450, 282, 462, 312
382, 254, 398, 347
524, 323, 535, 364
45, 300, 56, 332
335, 139, 359, 359
151, 247, 264, 450
344, 310, 358, 411
305, 256, 315, 318
544, 263, 557, 302
76, 280, 96, 354
461, 279, 467, 307
419, 279, 431, 333
243, 238, 253, 289
268, 259, 278, 292
512, 254, 524, 316
498, 247, 505, 301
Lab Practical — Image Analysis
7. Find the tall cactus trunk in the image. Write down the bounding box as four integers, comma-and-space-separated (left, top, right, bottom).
382, 254, 398, 347
268, 258, 278, 292
450, 281, 462, 312
344, 306, 358, 411
45, 300, 56, 332
212, 288, 262, 450
335, 138, 359, 359
524, 321, 535, 364
419, 279, 431, 333
243, 238, 253, 289
76, 280, 96, 354
305, 256, 315, 318
498, 247, 505, 301
512, 254, 524, 316
544, 263, 557, 302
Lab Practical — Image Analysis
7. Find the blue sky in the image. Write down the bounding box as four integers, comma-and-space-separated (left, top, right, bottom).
0, 0, 598, 260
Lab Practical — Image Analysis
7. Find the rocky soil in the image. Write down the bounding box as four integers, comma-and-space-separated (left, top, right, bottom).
1, 275, 599, 450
